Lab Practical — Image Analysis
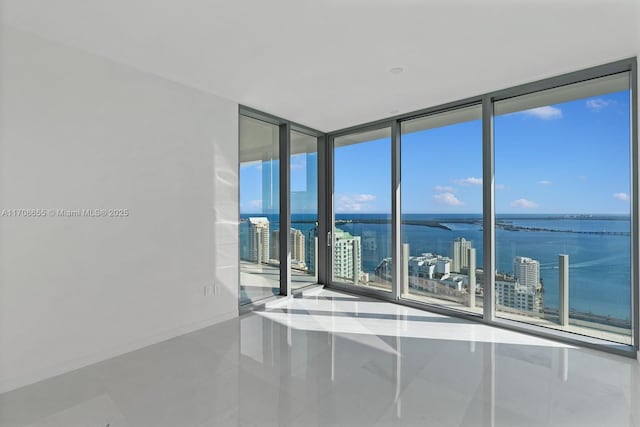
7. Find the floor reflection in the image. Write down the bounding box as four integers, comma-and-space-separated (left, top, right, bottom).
0, 288, 638, 427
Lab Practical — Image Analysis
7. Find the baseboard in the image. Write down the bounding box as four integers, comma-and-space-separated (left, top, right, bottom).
0, 310, 238, 395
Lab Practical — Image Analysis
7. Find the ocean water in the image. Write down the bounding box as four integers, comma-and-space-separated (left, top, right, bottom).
334, 213, 631, 321
245, 213, 632, 321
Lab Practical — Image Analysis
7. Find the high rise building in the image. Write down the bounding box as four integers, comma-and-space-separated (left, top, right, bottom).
291, 228, 305, 264
493, 257, 543, 313
496, 273, 542, 313
305, 225, 318, 274
333, 228, 362, 283
513, 256, 540, 289
248, 217, 270, 263
271, 230, 279, 261
270, 228, 306, 266
375, 252, 453, 285
450, 237, 472, 273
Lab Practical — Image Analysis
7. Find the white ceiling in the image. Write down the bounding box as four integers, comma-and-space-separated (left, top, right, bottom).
2, 0, 639, 132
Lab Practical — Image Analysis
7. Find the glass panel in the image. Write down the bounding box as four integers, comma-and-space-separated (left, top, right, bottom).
290, 130, 318, 289
400, 105, 483, 314
333, 127, 392, 291
239, 116, 280, 304
494, 72, 632, 344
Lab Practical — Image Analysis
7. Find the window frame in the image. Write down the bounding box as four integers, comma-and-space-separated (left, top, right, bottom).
238, 107, 325, 310
323, 58, 638, 356
240, 57, 638, 356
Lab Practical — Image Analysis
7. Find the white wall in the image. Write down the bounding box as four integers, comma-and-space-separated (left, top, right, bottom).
0, 26, 239, 393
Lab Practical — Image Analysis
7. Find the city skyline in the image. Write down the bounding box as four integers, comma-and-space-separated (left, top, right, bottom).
239, 208, 632, 322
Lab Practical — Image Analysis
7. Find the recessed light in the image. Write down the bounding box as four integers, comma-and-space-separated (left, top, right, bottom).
390, 67, 404, 74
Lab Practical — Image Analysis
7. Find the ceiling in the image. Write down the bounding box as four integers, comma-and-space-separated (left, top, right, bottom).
2, 0, 639, 132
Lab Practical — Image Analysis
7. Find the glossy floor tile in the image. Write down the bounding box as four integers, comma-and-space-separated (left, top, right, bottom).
1, 288, 638, 427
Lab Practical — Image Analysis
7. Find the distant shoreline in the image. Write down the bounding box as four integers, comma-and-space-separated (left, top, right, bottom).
278, 215, 631, 236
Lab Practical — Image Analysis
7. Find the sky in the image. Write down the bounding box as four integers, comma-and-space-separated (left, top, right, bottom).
241, 89, 631, 215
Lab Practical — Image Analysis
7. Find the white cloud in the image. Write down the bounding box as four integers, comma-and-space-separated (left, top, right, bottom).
336, 193, 376, 212
510, 198, 538, 209
454, 177, 482, 186
519, 106, 563, 120
249, 199, 262, 209
586, 98, 613, 112
452, 178, 504, 189
434, 185, 456, 193
538, 180, 553, 185
353, 194, 375, 202
433, 192, 464, 206
613, 192, 630, 201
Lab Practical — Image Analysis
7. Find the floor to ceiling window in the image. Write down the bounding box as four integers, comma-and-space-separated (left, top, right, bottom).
333, 127, 392, 292
239, 112, 323, 305
493, 72, 633, 344
323, 60, 636, 352
239, 115, 281, 305
241, 58, 637, 353
290, 130, 319, 289
400, 105, 483, 314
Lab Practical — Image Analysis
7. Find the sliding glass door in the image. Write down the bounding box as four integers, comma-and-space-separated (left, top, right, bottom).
290, 130, 319, 289
324, 61, 636, 351
239, 112, 322, 305
332, 127, 392, 292
239, 115, 281, 305
400, 105, 483, 314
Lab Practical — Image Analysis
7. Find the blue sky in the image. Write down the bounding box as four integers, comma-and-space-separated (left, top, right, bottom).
241, 90, 631, 215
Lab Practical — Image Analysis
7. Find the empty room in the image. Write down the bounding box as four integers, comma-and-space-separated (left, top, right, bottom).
1, 1, 639, 426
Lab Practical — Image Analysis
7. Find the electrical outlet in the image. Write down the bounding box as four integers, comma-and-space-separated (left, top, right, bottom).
204, 285, 214, 296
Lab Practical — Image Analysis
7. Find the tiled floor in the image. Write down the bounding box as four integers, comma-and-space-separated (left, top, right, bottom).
1, 288, 638, 427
